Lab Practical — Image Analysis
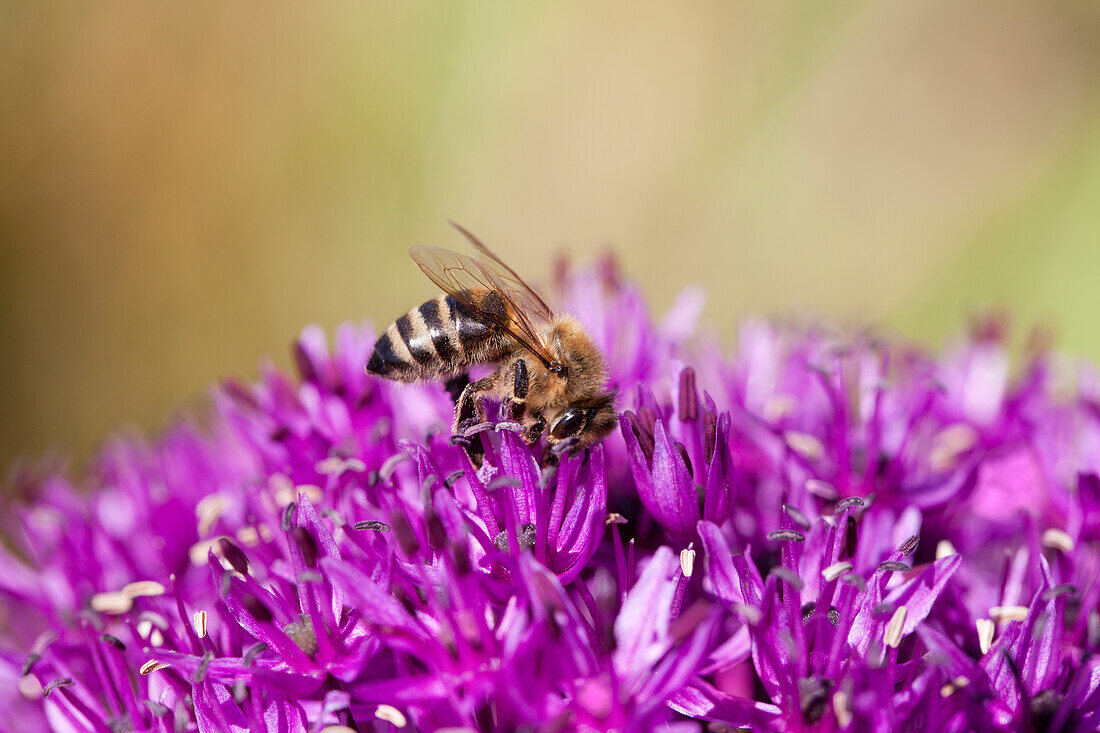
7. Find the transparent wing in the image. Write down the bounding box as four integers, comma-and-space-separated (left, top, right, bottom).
409, 239, 558, 368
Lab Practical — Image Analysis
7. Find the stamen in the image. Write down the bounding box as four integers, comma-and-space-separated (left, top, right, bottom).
822, 561, 853, 582
703, 411, 717, 464
878, 561, 911, 573
1040, 528, 1074, 552
769, 566, 804, 592
122, 580, 166, 598
782, 504, 811, 530
292, 527, 319, 567
929, 424, 978, 471
139, 660, 169, 676
940, 676, 969, 697
354, 520, 391, 532
675, 441, 694, 479
193, 610, 208, 638
444, 469, 465, 488
21, 653, 40, 677
976, 618, 994, 655
99, 634, 125, 651
281, 502, 297, 532
896, 535, 919, 556
604, 513, 627, 526
1042, 584, 1077, 602
884, 606, 907, 648
679, 546, 696, 578
832, 690, 852, 728
798, 676, 834, 724
193, 651, 214, 683
379, 453, 411, 481
242, 595, 273, 623
678, 367, 699, 422
766, 529, 805, 543
218, 539, 250, 575
90, 592, 132, 615
806, 479, 838, 500
935, 539, 957, 559
764, 394, 796, 421
784, 431, 824, 461
42, 678, 74, 697
989, 605, 1029, 623
835, 497, 865, 511
195, 494, 229, 536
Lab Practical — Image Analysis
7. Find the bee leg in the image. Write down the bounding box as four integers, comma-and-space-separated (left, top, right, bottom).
443, 373, 470, 405
509, 359, 528, 421
454, 375, 496, 432
522, 413, 546, 445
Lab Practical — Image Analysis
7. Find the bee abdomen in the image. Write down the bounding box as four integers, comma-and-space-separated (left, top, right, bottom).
367, 295, 499, 382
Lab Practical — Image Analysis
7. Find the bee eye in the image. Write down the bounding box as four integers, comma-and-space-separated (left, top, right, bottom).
550, 409, 586, 439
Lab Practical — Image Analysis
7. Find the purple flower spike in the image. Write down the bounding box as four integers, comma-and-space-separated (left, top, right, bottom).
4, 261, 1100, 730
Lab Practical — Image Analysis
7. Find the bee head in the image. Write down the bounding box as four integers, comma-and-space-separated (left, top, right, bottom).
547, 390, 618, 450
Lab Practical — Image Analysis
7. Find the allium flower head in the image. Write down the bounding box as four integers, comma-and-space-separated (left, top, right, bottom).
3, 261, 1100, 731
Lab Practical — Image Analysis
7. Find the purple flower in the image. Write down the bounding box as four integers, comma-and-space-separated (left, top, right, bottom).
3, 261, 1100, 731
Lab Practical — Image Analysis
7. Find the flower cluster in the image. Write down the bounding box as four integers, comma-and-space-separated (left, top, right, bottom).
2, 260, 1100, 732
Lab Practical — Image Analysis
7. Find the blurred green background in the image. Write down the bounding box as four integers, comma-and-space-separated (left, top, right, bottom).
2, 1, 1100, 472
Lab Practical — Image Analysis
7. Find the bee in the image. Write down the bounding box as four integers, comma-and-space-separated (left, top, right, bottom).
366, 223, 617, 451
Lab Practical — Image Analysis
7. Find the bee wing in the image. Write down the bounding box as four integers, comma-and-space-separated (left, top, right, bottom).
409, 242, 559, 368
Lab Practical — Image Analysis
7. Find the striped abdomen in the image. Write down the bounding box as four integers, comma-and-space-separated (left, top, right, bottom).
366, 294, 508, 382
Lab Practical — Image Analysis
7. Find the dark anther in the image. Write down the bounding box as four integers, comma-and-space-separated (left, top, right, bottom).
452, 543, 472, 576
487, 476, 523, 492
798, 676, 835, 724
420, 474, 439, 498
353, 520, 391, 532
444, 469, 465, 488
219, 538, 250, 575
769, 566, 804, 592
193, 651, 214, 684
292, 527, 319, 568
366, 470, 380, 487
243, 643, 268, 666
878, 560, 911, 573
827, 606, 840, 626
843, 516, 858, 560
841, 574, 866, 591
281, 502, 297, 532
704, 412, 718, 464
390, 512, 421, 557
897, 535, 920, 556
42, 678, 74, 697
1029, 689, 1064, 731
801, 602, 817, 624
217, 570, 235, 597
99, 634, 126, 651
269, 425, 291, 442
675, 441, 694, 479
242, 595, 274, 623
144, 700, 170, 718
493, 523, 537, 553
426, 507, 447, 549
767, 529, 806, 543
835, 497, 865, 511
782, 504, 811, 530
21, 652, 40, 677
626, 411, 656, 463
1042, 584, 1078, 602
283, 615, 318, 657
679, 367, 699, 422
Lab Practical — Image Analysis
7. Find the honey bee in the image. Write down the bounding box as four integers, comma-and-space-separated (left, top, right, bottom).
366, 223, 617, 451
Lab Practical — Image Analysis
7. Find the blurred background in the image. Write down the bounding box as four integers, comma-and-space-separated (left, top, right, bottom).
2, 1, 1100, 471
